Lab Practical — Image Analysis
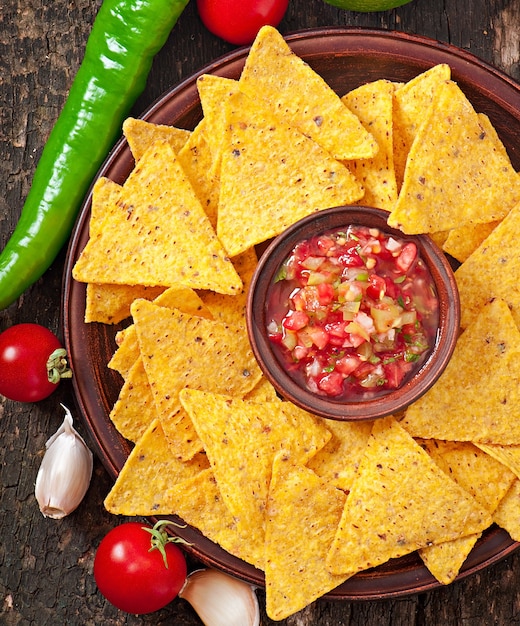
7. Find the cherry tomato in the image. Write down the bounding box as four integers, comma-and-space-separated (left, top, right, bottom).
0, 323, 67, 402
196, 0, 289, 46
94, 522, 187, 614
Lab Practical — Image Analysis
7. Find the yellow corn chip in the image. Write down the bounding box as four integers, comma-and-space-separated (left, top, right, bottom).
341, 79, 398, 211
109, 357, 156, 442
455, 202, 520, 330
131, 299, 262, 421
493, 479, 520, 541
196, 74, 240, 178
392, 64, 451, 188
388, 80, 520, 234
265, 451, 348, 620
72, 140, 242, 295
177, 119, 220, 230
326, 417, 492, 576
200, 247, 258, 327
475, 442, 520, 482
217, 90, 364, 257
160, 409, 204, 462
417, 439, 515, 584
123, 117, 190, 162
108, 285, 213, 379
442, 220, 500, 264
307, 419, 373, 492
104, 418, 210, 515
401, 299, 520, 444
179, 389, 332, 553
165, 469, 265, 569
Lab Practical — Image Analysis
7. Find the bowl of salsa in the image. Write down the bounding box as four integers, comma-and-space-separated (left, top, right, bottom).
246, 205, 460, 421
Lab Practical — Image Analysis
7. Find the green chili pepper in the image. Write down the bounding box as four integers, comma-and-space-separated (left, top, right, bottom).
0, 0, 189, 310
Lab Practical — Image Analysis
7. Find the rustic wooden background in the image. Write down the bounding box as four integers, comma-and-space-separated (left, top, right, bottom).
1, 0, 520, 624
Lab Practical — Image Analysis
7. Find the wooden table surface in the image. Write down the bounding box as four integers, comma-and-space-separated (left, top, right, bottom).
2, 0, 520, 624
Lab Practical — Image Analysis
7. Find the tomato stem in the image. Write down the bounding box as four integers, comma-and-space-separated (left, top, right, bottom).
47, 348, 72, 384
143, 520, 190, 569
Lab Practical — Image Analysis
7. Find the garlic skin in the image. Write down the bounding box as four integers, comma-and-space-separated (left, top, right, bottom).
35, 404, 93, 519
179, 569, 260, 626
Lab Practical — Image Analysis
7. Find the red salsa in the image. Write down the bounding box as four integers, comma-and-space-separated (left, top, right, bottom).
266, 225, 439, 399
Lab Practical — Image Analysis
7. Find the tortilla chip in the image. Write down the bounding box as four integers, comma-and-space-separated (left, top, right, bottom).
265, 451, 348, 620
307, 419, 373, 491
179, 389, 332, 553
239, 26, 378, 161
217, 90, 364, 257
442, 220, 501, 264
200, 247, 258, 327
177, 119, 220, 230
72, 139, 242, 295
401, 299, 520, 444
123, 117, 190, 163
85, 283, 166, 325
416, 439, 515, 584
493, 479, 520, 541
455, 202, 520, 330
392, 64, 451, 188
196, 74, 241, 178
475, 442, 520, 482
388, 80, 520, 233
341, 79, 398, 211
109, 357, 156, 442
165, 468, 265, 569
107, 286, 212, 379
131, 299, 262, 421
243, 376, 280, 403
326, 417, 492, 576
104, 418, 209, 515
160, 409, 204, 462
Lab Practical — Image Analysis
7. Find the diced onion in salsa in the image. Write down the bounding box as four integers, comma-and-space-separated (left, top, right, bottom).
266, 225, 439, 399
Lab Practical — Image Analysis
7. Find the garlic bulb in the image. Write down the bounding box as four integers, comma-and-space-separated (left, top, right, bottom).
179, 569, 260, 626
35, 404, 93, 519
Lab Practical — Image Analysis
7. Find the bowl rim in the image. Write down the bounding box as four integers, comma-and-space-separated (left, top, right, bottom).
246, 205, 461, 421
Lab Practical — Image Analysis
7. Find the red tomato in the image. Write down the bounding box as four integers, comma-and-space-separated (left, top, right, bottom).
196, 0, 289, 45
94, 522, 187, 615
0, 323, 64, 402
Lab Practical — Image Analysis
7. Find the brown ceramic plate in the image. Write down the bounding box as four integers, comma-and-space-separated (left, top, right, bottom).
63, 28, 520, 600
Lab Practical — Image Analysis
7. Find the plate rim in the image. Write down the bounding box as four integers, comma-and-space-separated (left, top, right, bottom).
62, 26, 520, 601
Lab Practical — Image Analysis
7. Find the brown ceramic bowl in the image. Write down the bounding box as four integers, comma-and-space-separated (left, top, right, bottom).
247, 205, 460, 421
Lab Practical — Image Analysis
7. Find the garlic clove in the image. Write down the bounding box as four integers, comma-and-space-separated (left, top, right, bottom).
179, 568, 260, 626
35, 404, 93, 519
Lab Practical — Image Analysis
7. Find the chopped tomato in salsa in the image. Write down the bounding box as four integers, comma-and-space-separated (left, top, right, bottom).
267, 225, 439, 399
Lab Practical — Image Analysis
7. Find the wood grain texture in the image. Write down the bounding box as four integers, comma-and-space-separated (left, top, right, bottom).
1, 0, 520, 624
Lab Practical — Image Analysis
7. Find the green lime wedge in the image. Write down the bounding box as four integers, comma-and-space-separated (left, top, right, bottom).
324, 0, 413, 11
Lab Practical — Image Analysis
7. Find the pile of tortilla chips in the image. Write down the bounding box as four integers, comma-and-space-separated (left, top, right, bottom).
72, 25, 520, 621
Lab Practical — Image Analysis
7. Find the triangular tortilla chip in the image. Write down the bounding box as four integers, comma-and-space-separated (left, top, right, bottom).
341, 79, 398, 211
388, 80, 520, 233
165, 469, 265, 569
455, 202, 520, 330
326, 417, 492, 576
493, 479, 520, 541
179, 389, 331, 552
392, 64, 451, 188
239, 25, 378, 161
104, 418, 209, 515
475, 442, 520, 482
401, 299, 520, 444
417, 439, 515, 584
109, 357, 156, 442
306, 419, 373, 492
217, 90, 364, 256
196, 73, 241, 177
131, 299, 262, 421
176, 119, 221, 230
123, 117, 190, 163
265, 452, 348, 620
72, 140, 242, 295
